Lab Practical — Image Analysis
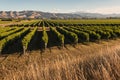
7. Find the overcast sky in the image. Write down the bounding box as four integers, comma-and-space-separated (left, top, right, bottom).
0, 0, 120, 14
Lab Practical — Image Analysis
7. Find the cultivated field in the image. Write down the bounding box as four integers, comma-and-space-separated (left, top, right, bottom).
0, 19, 120, 80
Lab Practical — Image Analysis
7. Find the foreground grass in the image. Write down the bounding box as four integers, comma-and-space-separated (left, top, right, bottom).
0, 39, 120, 80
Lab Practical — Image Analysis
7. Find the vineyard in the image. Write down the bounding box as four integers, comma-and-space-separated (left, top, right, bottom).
1, 20, 120, 54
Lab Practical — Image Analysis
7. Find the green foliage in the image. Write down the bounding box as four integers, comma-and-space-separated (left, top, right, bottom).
1, 20, 120, 54
85, 30, 101, 41
0, 27, 23, 40
63, 27, 89, 42
96, 30, 111, 39
0, 27, 16, 34
42, 27, 48, 49
57, 27, 78, 44
22, 27, 37, 51
48, 19, 120, 26
114, 29, 120, 37
0, 28, 30, 54
104, 29, 117, 39
40, 21, 45, 27
67, 26, 101, 41
50, 27, 64, 46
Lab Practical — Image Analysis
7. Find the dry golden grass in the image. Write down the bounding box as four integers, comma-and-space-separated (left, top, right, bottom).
0, 39, 120, 80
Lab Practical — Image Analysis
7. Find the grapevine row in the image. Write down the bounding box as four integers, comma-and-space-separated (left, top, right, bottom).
0, 28, 30, 54
56, 27, 78, 44
50, 27, 64, 46
63, 27, 89, 42
0, 27, 24, 40
42, 26, 48, 49
22, 27, 38, 53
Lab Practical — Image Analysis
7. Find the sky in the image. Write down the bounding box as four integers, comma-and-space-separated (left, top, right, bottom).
0, 0, 120, 14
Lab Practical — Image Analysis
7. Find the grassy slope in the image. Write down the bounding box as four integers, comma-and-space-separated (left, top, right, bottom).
0, 39, 120, 80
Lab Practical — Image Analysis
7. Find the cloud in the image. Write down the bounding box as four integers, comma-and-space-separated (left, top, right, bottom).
51, 8, 61, 13
46, 6, 120, 14
90, 6, 120, 14
71, 6, 120, 14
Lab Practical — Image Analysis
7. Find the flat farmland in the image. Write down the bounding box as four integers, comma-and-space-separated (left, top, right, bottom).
0, 19, 120, 80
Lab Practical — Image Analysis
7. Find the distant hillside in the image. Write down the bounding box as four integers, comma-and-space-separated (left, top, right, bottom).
0, 11, 120, 19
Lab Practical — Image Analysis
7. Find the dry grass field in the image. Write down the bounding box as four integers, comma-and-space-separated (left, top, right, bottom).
1, 0, 120, 79
0, 39, 120, 80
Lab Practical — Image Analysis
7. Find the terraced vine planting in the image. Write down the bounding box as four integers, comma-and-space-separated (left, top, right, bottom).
1, 20, 120, 54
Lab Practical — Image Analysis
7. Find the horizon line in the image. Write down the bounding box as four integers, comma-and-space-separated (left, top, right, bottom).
0, 10, 119, 15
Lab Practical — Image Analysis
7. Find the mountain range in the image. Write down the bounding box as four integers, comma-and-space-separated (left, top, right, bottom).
0, 11, 120, 19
